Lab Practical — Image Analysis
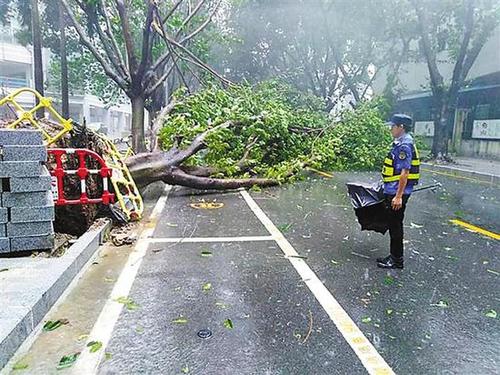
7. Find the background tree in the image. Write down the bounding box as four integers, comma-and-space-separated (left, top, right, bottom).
60, 0, 230, 152
407, 0, 500, 158
214, 0, 394, 112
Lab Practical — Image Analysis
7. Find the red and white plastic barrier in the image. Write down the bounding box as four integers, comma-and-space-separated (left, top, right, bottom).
47, 148, 114, 205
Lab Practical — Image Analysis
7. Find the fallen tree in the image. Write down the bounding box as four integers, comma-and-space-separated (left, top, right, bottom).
125, 82, 391, 190
1, 81, 391, 235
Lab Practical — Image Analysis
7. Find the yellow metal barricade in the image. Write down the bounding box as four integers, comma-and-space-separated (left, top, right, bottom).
98, 134, 144, 220
0, 88, 73, 145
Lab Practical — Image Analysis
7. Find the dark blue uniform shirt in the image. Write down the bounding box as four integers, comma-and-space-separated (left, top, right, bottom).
383, 133, 414, 195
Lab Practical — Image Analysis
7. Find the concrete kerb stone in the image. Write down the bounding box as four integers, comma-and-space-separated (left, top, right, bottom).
0, 130, 44, 146
0, 219, 112, 370
7, 221, 54, 238
9, 175, 52, 194
1, 145, 47, 162
1, 191, 53, 208
0, 162, 43, 178
0, 237, 9, 253
9, 206, 55, 224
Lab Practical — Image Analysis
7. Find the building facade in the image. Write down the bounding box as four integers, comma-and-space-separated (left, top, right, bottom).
374, 27, 500, 159
0, 21, 132, 140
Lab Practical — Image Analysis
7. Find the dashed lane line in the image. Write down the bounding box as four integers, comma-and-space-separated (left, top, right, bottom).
240, 189, 395, 375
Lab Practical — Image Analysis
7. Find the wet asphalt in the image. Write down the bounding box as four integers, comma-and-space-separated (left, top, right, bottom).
99, 171, 500, 375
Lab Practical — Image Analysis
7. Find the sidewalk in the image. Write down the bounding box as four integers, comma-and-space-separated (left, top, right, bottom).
422, 156, 500, 185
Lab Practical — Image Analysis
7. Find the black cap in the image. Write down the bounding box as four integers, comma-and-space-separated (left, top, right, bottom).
386, 114, 412, 128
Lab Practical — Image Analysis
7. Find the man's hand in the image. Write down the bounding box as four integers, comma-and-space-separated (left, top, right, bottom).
392, 196, 403, 211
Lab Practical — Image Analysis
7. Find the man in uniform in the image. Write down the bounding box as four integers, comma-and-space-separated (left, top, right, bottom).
377, 114, 420, 269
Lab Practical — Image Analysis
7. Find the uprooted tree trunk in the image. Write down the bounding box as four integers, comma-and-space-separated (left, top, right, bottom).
126, 120, 280, 190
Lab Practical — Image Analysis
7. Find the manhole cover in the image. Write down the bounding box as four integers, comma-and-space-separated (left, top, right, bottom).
197, 329, 212, 339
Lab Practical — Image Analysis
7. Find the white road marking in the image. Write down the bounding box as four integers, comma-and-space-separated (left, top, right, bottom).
240, 189, 395, 375
71, 185, 171, 375
148, 235, 275, 243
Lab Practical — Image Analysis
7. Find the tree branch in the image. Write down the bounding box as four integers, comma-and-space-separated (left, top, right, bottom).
59, 0, 129, 91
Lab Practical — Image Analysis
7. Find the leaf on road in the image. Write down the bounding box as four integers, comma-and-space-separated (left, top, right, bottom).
104, 276, 116, 283
485, 310, 497, 319
410, 222, 424, 228
115, 297, 140, 311
215, 302, 228, 309
56, 353, 80, 370
384, 276, 394, 285
361, 317, 372, 324
135, 326, 144, 333
386, 309, 393, 316
77, 334, 89, 342
201, 251, 213, 257
172, 317, 188, 324
87, 341, 102, 353
0, 268, 8, 273
278, 223, 293, 233
181, 365, 190, 374
12, 361, 28, 370
43, 319, 69, 332
331, 260, 339, 265
104, 352, 112, 361
202, 282, 212, 292
166, 223, 178, 227
223, 319, 234, 329
431, 300, 449, 308
445, 255, 459, 261
487, 269, 499, 276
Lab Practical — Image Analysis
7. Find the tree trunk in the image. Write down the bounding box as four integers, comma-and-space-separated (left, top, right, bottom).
59, 4, 69, 119
130, 95, 146, 153
432, 98, 450, 158
30, 0, 44, 118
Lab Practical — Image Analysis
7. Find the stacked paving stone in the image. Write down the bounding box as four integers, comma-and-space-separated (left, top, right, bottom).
0, 129, 55, 253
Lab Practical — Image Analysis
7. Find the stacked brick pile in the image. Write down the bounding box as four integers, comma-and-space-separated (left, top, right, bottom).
0, 129, 55, 253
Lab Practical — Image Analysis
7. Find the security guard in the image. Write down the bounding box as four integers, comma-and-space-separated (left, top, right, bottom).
377, 114, 420, 269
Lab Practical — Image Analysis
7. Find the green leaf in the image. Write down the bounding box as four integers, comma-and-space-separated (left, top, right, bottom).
87, 341, 103, 353
223, 319, 234, 329
201, 251, 213, 257
104, 352, 112, 361
172, 317, 188, 324
115, 297, 140, 310
181, 365, 190, 374
57, 353, 80, 370
485, 310, 497, 319
215, 302, 228, 309
330, 260, 339, 265
43, 319, 69, 332
384, 276, 394, 285
202, 282, 212, 292
12, 361, 29, 370
278, 223, 293, 232
431, 300, 448, 308
361, 317, 372, 323
386, 309, 393, 316
487, 269, 499, 276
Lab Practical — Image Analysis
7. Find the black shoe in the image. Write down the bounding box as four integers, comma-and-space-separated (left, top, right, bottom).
377, 255, 404, 269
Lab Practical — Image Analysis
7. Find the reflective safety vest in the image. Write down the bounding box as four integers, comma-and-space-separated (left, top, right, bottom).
381, 143, 420, 184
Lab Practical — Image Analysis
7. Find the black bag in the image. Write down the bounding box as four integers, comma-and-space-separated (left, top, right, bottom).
346, 182, 389, 234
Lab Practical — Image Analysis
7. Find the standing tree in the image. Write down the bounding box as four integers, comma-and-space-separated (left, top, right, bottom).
59, 0, 230, 152
410, 0, 500, 158
214, 0, 393, 112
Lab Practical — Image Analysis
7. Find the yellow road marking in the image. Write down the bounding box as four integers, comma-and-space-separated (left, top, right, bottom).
450, 219, 500, 240
421, 168, 493, 185
306, 167, 334, 178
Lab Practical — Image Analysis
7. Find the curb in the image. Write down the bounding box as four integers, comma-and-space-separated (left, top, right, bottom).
421, 163, 500, 185
0, 219, 112, 370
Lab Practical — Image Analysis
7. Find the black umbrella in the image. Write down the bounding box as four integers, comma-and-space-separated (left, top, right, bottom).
346, 182, 441, 234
